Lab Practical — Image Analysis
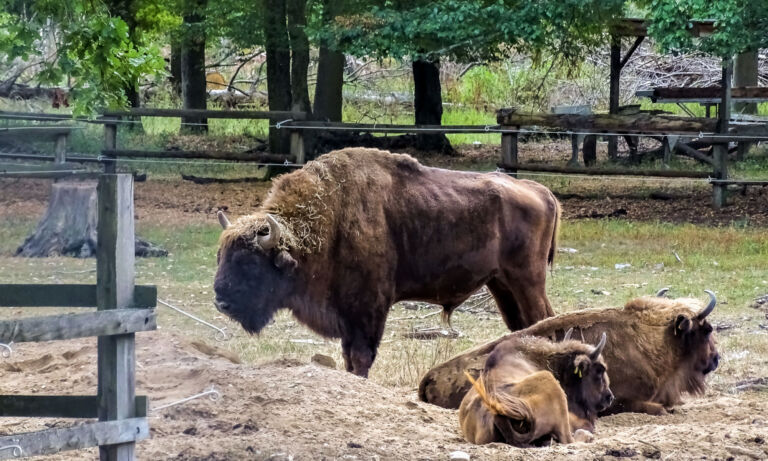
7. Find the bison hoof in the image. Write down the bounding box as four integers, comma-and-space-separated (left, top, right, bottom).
573, 429, 595, 443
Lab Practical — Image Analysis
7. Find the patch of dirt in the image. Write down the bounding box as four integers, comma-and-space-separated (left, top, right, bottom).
2, 332, 767, 460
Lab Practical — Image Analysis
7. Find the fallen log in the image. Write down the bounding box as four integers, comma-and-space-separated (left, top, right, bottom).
497, 108, 717, 134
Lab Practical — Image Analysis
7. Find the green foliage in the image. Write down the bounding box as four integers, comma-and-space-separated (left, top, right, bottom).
330, 0, 625, 64
643, 0, 768, 57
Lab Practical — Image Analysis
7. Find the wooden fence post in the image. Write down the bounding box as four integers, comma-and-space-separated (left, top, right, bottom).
54, 133, 67, 164
103, 118, 118, 174
501, 130, 518, 178
713, 59, 732, 209
290, 130, 306, 165
96, 174, 136, 461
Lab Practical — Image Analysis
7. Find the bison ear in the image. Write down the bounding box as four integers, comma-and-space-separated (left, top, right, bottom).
675, 315, 692, 335
274, 250, 298, 273
573, 355, 590, 378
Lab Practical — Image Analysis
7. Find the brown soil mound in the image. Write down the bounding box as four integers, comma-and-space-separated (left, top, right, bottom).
2, 332, 766, 460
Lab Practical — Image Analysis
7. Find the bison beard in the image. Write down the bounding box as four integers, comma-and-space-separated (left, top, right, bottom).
214, 148, 561, 377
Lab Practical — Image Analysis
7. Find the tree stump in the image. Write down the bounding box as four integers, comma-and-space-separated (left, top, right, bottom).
16, 180, 166, 258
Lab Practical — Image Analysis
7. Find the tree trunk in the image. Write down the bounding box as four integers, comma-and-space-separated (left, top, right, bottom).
287, 0, 311, 114
264, 0, 293, 154
412, 59, 452, 153
181, 0, 208, 133
170, 36, 182, 97
16, 181, 165, 258
313, 0, 344, 123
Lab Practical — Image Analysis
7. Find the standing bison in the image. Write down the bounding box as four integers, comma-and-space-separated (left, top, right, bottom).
213, 148, 561, 377
419, 290, 719, 415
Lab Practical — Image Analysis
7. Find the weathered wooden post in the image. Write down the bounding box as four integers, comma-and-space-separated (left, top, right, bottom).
54, 133, 67, 164
97, 174, 137, 460
290, 129, 306, 164
713, 60, 732, 209
103, 117, 119, 174
501, 130, 518, 178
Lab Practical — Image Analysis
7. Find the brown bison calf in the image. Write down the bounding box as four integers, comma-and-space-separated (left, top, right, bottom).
421, 290, 719, 416
452, 333, 612, 440
460, 368, 574, 446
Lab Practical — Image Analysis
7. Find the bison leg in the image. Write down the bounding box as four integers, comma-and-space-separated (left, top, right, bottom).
487, 277, 554, 331
609, 399, 668, 416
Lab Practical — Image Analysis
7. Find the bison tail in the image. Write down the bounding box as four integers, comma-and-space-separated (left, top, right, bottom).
547, 191, 561, 268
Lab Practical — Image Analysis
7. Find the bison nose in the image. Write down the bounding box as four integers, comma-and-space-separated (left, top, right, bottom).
705, 353, 720, 374
215, 299, 230, 313
603, 391, 615, 408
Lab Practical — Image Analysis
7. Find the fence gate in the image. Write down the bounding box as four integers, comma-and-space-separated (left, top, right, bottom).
0, 174, 156, 460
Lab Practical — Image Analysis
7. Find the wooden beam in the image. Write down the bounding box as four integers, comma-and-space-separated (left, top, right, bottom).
0, 309, 156, 343
102, 149, 295, 164
0, 418, 149, 461
103, 118, 118, 174
0, 152, 101, 163
276, 121, 500, 133
54, 133, 67, 164
0, 171, 98, 179
496, 109, 718, 134
96, 174, 138, 461
101, 108, 307, 120
674, 143, 715, 166
0, 284, 156, 308
0, 126, 76, 140
497, 162, 710, 178
0, 162, 86, 173
0, 395, 148, 418
619, 36, 645, 69
608, 35, 622, 160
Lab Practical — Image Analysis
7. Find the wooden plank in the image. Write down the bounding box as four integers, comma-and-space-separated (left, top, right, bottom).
0, 162, 85, 173
0, 284, 156, 308
96, 174, 137, 461
0, 395, 148, 418
0, 152, 101, 163
102, 108, 307, 120
653, 86, 768, 100
0, 171, 97, 179
278, 121, 499, 133
0, 309, 156, 343
102, 149, 295, 164
0, 417, 149, 460
0, 126, 76, 140
497, 162, 710, 178
496, 109, 717, 134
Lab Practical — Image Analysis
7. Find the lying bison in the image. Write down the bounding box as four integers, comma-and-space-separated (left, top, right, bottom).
213, 148, 560, 377
420, 290, 718, 415
459, 332, 611, 446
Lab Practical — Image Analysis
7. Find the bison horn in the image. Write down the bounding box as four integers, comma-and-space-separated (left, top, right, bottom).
217, 211, 231, 229
656, 287, 670, 297
563, 328, 574, 341
590, 332, 607, 360
697, 290, 717, 320
257, 214, 282, 250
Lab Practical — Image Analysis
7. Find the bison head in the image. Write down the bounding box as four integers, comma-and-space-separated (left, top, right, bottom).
213, 211, 298, 334
565, 332, 614, 416
669, 290, 720, 384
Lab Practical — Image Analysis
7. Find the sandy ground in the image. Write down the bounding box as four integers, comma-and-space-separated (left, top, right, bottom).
0, 331, 766, 461
1, 151, 768, 460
